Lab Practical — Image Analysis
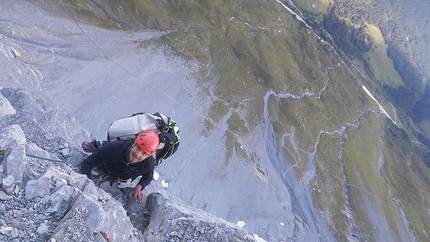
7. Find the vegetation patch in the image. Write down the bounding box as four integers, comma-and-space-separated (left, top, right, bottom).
290, 0, 332, 15
364, 23, 405, 88
381, 122, 430, 241
161, 31, 211, 61
343, 113, 409, 239
311, 133, 350, 241
227, 112, 249, 135
203, 100, 229, 137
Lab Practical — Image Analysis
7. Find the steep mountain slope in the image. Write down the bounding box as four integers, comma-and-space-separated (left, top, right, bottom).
287, 0, 430, 154
2, 0, 430, 241
0, 88, 256, 241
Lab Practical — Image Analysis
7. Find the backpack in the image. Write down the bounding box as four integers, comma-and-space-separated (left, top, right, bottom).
107, 112, 180, 166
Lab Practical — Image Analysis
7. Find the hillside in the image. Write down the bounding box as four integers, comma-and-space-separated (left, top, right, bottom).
2, 0, 430, 241
286, 0, 430, 153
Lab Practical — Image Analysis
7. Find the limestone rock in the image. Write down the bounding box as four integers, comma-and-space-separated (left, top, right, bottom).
50, 192, 139, 242
0, 93, 16, 117
0, 88, 258, 242
144, 192, 256, 241
0, 124, 26, 148
2, 144, 26, 186
0, 190, 10, 200
24, 176, 51, 201
0, 125, 27, 185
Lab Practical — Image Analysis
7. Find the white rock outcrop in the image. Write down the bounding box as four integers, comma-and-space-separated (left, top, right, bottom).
0, 88, 256, 241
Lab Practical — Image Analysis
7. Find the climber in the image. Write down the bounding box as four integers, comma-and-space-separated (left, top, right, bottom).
80, 130, 160, 202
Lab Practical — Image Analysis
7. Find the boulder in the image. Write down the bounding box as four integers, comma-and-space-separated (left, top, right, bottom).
0, 125, 27, 187
50, 191, 140, 242
24, 176, 50, 201
144, 192, 256, 241
0, 93, 16, 117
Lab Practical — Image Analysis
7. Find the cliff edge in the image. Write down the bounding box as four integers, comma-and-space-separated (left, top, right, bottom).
0, 87, 256, 242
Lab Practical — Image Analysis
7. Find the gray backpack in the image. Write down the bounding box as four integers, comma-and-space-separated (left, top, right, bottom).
107, 112, 180, 165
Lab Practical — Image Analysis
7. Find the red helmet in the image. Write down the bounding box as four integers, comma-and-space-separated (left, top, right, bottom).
136, 130, 160, 155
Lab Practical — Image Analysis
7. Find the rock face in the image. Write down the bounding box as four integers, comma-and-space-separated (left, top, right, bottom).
0, 87, 256, 241
144, 193, 256, 241
0, 93, 16, 117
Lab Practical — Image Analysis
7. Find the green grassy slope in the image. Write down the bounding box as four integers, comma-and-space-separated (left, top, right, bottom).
364, 23, 405, 88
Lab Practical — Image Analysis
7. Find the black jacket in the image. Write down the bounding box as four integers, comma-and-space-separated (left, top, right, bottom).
80, 140, 155, 190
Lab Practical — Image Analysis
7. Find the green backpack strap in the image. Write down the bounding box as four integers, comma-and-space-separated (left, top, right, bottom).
153, 112, 180, 165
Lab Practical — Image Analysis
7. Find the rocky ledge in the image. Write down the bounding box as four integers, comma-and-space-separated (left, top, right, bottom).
0, 88, 256, 241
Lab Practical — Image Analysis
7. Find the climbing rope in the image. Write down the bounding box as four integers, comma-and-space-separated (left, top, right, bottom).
25, 153, 69, 165
0, 153, 69, 166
